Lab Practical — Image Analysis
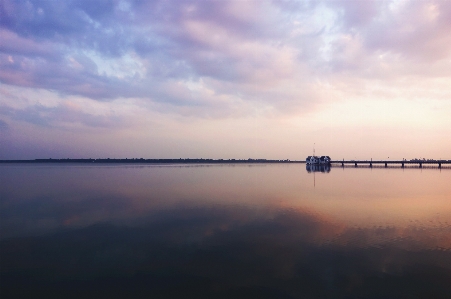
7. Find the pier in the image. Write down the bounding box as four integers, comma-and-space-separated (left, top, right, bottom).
331, 160, 451, 169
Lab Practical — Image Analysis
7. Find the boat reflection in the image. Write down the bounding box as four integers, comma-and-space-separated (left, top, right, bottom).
306, 164, 331, 173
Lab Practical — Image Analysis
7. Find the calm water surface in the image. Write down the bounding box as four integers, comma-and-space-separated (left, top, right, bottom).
1, 164, 451, 298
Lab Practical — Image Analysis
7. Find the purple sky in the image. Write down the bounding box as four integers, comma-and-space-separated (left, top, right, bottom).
1, 0, 450, 160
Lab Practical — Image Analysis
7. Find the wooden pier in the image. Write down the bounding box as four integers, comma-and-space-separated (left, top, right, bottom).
331, 160, 451, 169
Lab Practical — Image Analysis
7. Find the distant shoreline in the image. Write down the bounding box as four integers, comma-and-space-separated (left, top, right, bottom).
1, 158, 450, 166
0, 158, 303, 164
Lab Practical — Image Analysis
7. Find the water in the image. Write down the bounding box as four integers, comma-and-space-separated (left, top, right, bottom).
1, 163, 450, 298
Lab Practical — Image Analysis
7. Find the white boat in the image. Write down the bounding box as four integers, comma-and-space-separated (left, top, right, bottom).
306, 155, 331, 164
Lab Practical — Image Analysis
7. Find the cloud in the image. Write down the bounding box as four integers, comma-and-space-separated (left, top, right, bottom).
0, 119, 9, 130
1, 0, 451, 124
364, 0, 451, 61
1, 101, 126, 129
324, 0, 451, 74
0, 0, 325, 112
0, 29, 58, 58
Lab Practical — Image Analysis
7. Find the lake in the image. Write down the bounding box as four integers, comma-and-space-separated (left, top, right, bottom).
1, 163, 450, 298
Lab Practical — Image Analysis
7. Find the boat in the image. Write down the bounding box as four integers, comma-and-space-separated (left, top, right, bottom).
306, 155, 331, 165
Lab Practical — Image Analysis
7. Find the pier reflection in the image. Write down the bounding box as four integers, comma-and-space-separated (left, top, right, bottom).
306, 164, 331, 173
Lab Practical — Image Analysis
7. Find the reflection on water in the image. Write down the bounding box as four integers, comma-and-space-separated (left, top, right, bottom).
1, 164, 451, 298
306, 164, 331, 173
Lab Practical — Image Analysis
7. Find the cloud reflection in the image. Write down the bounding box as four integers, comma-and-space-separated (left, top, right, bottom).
2, 204, 450, 298
1, 164, 451, 297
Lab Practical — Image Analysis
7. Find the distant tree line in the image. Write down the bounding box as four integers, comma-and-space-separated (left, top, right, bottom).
0, 158, 301, 164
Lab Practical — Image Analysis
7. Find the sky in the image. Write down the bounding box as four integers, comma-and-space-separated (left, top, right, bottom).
1, 0, 450, 160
